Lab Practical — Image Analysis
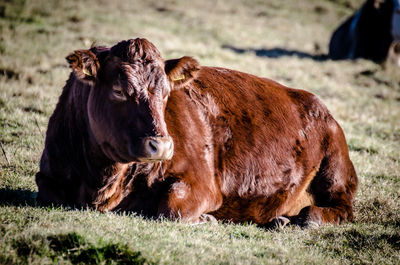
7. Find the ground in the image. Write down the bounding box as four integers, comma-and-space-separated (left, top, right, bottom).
0, 0, 399, 264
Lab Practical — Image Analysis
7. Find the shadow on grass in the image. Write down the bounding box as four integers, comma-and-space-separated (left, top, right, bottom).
222, 44, 329, 61
0, 188, 37, 207
5, 232, 151, 264
306, 228, 400, 262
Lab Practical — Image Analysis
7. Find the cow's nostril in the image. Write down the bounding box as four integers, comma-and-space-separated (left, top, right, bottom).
141, 137, 174, 161
148, 139, 158, 153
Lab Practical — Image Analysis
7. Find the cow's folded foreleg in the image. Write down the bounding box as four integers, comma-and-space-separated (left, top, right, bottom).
157, 174, 222, 223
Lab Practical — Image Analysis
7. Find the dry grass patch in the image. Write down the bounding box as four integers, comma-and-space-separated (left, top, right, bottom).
0, 0, 399, 264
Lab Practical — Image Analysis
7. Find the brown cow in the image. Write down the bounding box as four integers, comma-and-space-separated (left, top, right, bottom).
36, 38, 358, 228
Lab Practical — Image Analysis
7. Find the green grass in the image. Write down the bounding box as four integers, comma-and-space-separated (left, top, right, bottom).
0, 0, 399, 264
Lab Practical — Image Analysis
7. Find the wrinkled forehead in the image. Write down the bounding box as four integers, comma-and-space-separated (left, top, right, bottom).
98, 39, 170, 93
101, 38, 164, 72
101, 39, 166, 80
110, 38, 163, 64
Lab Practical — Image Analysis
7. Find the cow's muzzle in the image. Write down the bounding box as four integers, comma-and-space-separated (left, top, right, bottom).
138, 136, 174, 162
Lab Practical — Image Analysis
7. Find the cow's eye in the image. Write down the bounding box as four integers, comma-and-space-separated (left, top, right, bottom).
111, 88, 126, 102
113, 89, 123, 96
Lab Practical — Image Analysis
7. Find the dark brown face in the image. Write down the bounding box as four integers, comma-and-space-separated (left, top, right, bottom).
88, 57, 172, 162
66, 38, 200, 163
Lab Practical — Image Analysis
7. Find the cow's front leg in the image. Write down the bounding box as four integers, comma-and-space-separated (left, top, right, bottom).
157, 175, 222, 223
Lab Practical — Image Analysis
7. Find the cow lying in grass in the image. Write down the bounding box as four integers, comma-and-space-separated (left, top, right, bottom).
36, 38, 358, 228
329, 0, 397, 63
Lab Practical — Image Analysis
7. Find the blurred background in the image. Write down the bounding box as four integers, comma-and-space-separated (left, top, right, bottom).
0, 0, 399, 264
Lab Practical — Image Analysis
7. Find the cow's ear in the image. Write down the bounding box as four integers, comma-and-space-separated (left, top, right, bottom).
165, 56, 200, 90
66, 50, 100, 84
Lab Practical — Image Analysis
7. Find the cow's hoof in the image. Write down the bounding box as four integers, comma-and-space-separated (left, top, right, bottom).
291, 216, 321, 229
188, 214, 218, 226
264, 216, 290, 230
306, 221, 320, 229
290, 206, 323, 228
200, 213, 218, 224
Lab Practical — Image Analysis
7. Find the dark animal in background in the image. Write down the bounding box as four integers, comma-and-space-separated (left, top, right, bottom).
386, 40, 400, 66
36, 38, 358, 228
329, 0, 399, 62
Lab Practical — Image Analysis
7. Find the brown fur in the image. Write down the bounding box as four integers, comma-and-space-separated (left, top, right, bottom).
36, 38, 358, 228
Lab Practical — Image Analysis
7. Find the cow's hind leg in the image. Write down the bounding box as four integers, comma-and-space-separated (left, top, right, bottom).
291, 141, 358, 227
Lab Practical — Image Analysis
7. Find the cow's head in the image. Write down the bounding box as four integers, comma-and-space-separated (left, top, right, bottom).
66, 38, 200, 163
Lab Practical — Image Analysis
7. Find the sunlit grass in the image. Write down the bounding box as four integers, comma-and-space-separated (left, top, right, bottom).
0, 0, 399, 264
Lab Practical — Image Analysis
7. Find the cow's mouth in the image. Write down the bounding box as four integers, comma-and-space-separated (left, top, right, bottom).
136, 157, 169, 163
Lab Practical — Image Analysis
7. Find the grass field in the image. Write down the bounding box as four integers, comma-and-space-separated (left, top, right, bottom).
0, 0, 399, 264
